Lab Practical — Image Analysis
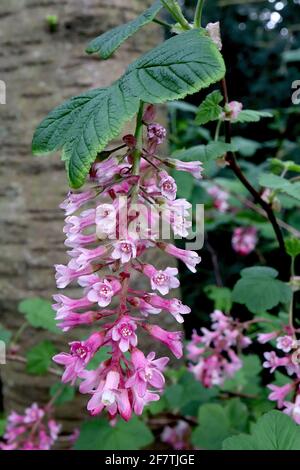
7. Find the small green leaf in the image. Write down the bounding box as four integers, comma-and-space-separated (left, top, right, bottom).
232, 266, 292, 313
0, 419, 6, 437
50, 383, 75, 406
195, 90, 223, 125
173, 141, 236, 163
18, 298, 60, 334
74, 417, 154, 450
233, 109, 273, 123
285, 237, 300, 258
86, 1, 163, 59
223, 411, 300, 450
204, 285, 232, 312
26, 341, 57, 375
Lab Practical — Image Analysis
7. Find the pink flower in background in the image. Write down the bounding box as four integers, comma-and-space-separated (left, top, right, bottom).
232, 226, 257, 255
187, 310, 250, 387
276, 335, 296, 353
161, 420, 191, 450
0, 404, 61, 450
207, 185, 229, 213
257, 331, 279, 344
166, 159, 203, 180
147, 122, 166, 146
263, 351, 289, 373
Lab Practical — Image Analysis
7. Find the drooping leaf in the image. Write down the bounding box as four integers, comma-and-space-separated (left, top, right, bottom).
26, 341, 57, 375
86, 1, 163, 59
33, 30, 225, 188
18, 298, 60, 334
74, 417, 154, 450
223, 411, 300, 450
233, 109, 273, 123
195, 90, 223, 125
232, 266, 292, 314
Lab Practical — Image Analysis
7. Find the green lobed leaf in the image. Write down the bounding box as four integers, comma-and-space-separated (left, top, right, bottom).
232, 266, 292, 314
195, 90, 223, 125
86, 1, 163, 59
32, 30, 225, 188
204, 285, 232, 312
18, 298, 61, 334
26, 341, 57, 375
223, 411, 300, 450
74, 417, 154, 450
192, 399, 249, 450
233, 109, 273, 123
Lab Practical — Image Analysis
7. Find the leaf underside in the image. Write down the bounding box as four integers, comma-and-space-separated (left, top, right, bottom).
32, 30, 226, 188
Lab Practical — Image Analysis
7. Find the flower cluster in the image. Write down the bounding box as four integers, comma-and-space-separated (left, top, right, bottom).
187, 310, 251, 387
232, 226, 257, 256
260, 332, 300, 424
53, 105, 202, 420
0, 404, 61, 450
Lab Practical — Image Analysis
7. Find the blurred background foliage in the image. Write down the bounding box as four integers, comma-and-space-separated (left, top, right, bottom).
167, 0, 300, 336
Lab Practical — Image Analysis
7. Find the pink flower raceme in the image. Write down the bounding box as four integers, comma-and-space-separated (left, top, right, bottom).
52, 106, 201, 420
0, 404, 61, 450
232, 226, 258, 256
187, 310, 251, 387
261, 331, 300, 424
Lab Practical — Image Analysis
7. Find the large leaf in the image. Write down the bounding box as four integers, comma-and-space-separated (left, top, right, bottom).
192, 399, 249, 450
33, 30, 225, 188
232, 266, 292, 314
223, 411, 300, 450
18, 298, 61, 334
86, 1, 162, 59
195, 90, 223, 125
74, 417, 154, 450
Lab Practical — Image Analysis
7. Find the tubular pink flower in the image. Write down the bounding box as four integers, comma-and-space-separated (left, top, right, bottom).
163, 243, 201, 273
232, 226, 257, 256
145, 324, 183, 359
